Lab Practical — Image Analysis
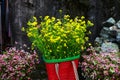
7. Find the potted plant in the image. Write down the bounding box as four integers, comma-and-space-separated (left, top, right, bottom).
22, 13, 93, 80
0, 47, 39, 80
80, 47, 120, 80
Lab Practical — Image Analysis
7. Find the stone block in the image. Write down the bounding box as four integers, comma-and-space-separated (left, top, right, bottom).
101, 42, 119, 53
116, 20, 120, 29
102, 17, 116, 27
116, 32, 120, 43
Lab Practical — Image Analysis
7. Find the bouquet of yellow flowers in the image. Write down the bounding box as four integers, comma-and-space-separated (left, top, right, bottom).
22, 15, 93, 63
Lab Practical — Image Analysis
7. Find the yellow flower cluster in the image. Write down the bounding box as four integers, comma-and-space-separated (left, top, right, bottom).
23, 15, 94, 60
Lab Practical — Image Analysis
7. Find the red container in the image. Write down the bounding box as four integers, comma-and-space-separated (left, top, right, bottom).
45, 63, 59, 80
45, 59, 79, 80
59, 59, 79, 80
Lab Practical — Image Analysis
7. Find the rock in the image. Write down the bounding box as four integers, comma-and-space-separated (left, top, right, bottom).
116, 32, 120, 43
100, 34, 109, 39
106, 17, 116, 24
102, 17, 116, 27
97, 18, 120, 50
116, 29, 120, 32
116, 20, 120, 29
108, 30, 117, 38
94, 37, 103, 45
107, 38, 116, 43
103, 27, 110, 31
100, 27, 110, 38
101, 42, 119, 53
100, 27, 110, 33
109, 26, 117, 31
102, 38, 116, 43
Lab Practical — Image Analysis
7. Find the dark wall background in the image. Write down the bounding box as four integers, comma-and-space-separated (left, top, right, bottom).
8, 0, 120, 46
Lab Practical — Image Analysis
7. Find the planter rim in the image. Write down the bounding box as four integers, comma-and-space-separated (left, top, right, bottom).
43, 55, 80, 63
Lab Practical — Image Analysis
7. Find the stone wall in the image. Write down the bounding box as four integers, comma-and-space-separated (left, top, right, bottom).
95, 17, 120, 52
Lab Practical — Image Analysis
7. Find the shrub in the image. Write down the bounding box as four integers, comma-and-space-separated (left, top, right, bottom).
0, 47, 39, 80
22, 14, 93, 60
80, 47, 120, 80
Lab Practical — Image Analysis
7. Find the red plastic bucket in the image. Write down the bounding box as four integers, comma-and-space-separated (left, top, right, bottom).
45, 63, 59, 80
45, 59, 79, 80
59, 59, 79, 80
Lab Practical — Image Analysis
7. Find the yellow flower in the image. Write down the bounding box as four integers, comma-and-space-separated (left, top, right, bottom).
59, 9, 62, 13
60, 39, 63, 42
44, 16, 49, 20
71, 22, 76, 27
73, 35, 79, 38
49, 49, 52, 52
57, 46, 60, 49
60, 28, 64, 32
33, 16, 37, 21
64, 15, 70, 19
27, 32, 32, 37
51, 17, 55, 21
55, 36, 61, 41
57, 21, 62, 25
65, 23, 71, 27
64, 43, 67, 47
21, 27, 25, 31
50, 36, 56, 43
74, 16, 78, 22
85, 37, 89, 41
76, 38, 80, 43
81, 16, 85, 19
61, 34, 66, 37
69, 19, 73, 23
54, 25, 59, 29
46, 19, 51, 26
33, 27, 38, 30
88, 43, 92, 46
44, 34, 49, 37
87, 20, 94, 26
32, 22, 37, 26
81, 21, 85, 25
64, 40, 67, 43
27, 21, 38, 26
39, 16, 42, 19
31, 43, 35, 50
81, 46, 84, 50
66, 31, 70, 34
88, 31, 92, 34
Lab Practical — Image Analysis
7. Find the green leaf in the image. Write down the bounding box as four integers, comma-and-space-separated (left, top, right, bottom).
110, 67, 115, 73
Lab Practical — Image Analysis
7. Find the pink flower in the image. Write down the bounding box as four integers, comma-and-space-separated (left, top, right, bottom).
0, 47, 39, 79
80, 47, 120, 79
103, 70, 109, 76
